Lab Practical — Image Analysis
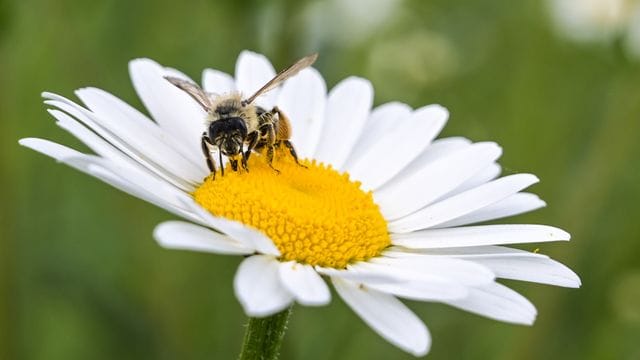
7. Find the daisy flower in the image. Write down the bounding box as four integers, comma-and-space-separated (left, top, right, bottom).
547, 0, 640, 59
20, 51, 580, 357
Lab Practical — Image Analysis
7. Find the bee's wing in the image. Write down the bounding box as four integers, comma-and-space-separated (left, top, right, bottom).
164, 76, 214, 111
244, 53, 318, 105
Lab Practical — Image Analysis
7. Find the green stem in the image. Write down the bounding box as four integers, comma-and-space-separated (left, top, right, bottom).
237, 307, 292, 360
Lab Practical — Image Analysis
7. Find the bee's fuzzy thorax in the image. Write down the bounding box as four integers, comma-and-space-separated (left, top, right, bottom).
210, 92, 243, 110
204, 92, 258, 130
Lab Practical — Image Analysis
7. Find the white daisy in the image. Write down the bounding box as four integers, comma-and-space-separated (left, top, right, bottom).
20, 51, 580, 357
547, 0, 640, 59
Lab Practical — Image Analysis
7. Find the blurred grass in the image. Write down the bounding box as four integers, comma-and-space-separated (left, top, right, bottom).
2, 0, 640, 359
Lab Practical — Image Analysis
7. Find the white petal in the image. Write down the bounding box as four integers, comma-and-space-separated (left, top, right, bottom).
403, 245, 549, 258
82, 164, 201, 223
278, 261, 331, 306
470, 256, 581, 288
371, 255, 495, 286
163, 67, 198, 83
234, 255, 294, 317
394, 246, 578, 289
43, 93, 197, 191
235, 50, 278, 108
356, 263, 469, 301
129, 58, 205, 161
389, 174, 539, 233
49, 109, 123, 158
276, 68, 327, 159
325, 257, 483, 301
154, 221, 254, 255
442, 162, 502, 199
19, 139, 200, 222
345, 102, 413, 168
375, 142, 502, 220
316, 265, 403, 284
202, 69, 236, 95
313, 77, 373, 169
381, 136, 472, 187
348, 105, 449, 191
77, 157, 195, 214
75, 87, 208, 180
365, 281, 467, 302
72, 86, 194, 161
180, 197, 280, 256
434, 193, 546, 228
49, 109, 165, 181
71, 152, 192, 209
333, 277, 430, 356
443, 282, 537, 325
19, 137, 83, 161
392, 224, 571, 249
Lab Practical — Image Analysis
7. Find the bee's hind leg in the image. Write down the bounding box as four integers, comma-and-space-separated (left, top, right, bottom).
259, 123, 280, 174
266, 146, 280, 174
263, 141, 280, 174
280, 140, 307, 168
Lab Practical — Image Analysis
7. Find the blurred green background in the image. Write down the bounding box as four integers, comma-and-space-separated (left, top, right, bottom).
2, 0, 640, 359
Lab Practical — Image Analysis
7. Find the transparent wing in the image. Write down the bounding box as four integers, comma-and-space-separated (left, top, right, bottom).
244, 53, 318, 105
164, 76, 214, 110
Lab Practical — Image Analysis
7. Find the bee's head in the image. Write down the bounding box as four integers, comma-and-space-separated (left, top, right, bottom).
209, 117, 247, 156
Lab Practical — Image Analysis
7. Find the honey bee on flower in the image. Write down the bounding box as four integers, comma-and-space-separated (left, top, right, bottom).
20, 51, 579, 357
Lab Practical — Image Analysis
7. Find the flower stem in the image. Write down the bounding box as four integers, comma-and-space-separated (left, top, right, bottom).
238, 307, 292, 360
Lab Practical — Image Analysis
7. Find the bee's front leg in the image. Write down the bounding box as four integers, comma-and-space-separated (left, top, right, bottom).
243, 131, 259, 172
201, 132, 217, 179
218, 150, 225, 177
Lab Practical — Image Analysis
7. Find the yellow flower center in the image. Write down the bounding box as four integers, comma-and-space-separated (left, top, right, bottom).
193, 153, 390, 268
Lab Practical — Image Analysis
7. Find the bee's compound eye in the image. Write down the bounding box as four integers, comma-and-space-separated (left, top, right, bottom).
208, 121, 223, 139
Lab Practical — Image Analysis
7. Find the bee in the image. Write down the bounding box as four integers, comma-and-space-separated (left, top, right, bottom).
164, 53, 318, 178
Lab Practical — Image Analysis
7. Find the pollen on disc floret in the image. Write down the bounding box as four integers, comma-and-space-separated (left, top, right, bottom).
192, 154, 391, 268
